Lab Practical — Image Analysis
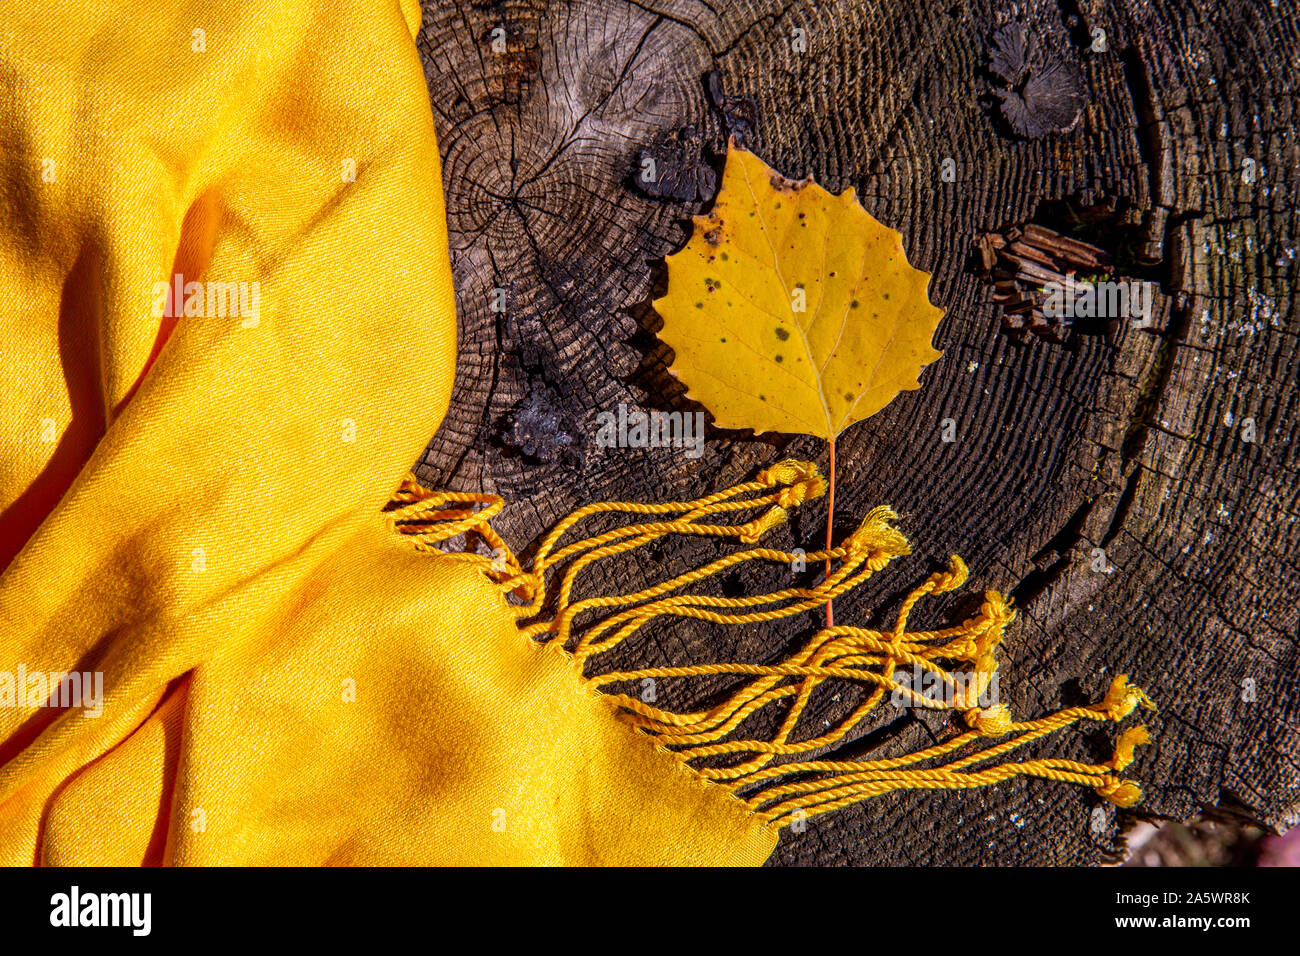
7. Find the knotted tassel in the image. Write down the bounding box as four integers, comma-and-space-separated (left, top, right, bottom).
390, 459, 1157, 830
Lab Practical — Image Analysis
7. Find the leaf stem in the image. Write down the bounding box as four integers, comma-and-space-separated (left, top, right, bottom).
825, 436, 835, 628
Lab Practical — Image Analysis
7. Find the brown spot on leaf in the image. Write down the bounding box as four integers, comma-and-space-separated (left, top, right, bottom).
769, 172, 811, 194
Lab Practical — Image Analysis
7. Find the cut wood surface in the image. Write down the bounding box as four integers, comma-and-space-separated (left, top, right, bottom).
414, 0, 1299, 864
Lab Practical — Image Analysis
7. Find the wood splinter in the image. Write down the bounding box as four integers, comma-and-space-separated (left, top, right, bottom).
975, 220, 1115, 342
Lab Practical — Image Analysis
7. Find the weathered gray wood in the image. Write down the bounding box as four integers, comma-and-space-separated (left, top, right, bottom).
414, 0, 1299, 864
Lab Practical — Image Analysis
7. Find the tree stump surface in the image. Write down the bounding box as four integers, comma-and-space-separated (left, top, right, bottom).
414, 0, 1299, 865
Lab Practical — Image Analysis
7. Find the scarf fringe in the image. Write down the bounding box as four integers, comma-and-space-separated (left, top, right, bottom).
387, 460, 1156, 830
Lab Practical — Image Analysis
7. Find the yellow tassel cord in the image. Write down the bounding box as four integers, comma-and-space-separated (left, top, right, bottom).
388, 460, 1156, 829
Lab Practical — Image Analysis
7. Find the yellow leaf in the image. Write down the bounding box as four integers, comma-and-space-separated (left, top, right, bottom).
654, 140, 944, 441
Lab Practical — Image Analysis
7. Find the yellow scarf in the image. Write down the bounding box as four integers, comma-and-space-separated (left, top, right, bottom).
0, 0, 1152, 866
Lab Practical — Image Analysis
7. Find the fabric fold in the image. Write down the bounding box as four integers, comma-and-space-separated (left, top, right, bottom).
0, 0, 775, 865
